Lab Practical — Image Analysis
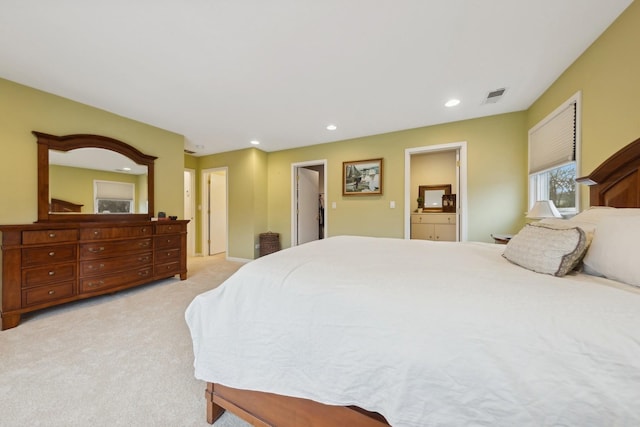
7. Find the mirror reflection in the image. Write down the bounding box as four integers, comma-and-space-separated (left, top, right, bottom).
49, 148, 148, 214
418, 184, 452, 212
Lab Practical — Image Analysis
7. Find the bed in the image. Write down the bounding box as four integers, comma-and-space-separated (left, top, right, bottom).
186, 137, 640, 426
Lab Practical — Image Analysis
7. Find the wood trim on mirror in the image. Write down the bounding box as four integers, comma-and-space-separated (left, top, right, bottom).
34, 131, 157, 222
418, 184, 452, 212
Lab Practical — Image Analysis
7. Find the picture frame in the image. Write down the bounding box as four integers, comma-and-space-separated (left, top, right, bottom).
442, 194, 456, 213
342, 158, 383, 196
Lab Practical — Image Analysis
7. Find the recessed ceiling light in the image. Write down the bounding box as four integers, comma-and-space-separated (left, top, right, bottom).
122, 167, 131, 171
445, 99, 461, 107
250, 140, 260, 145
326, 124, 337, 131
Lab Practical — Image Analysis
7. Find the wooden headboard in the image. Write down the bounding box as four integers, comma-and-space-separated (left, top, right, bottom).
576, 136, 640, 208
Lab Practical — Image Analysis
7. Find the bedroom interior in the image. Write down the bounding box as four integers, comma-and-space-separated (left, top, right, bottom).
1, 0, 640, 426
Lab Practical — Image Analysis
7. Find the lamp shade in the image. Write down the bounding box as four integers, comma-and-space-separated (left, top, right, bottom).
527, 200, 562, 219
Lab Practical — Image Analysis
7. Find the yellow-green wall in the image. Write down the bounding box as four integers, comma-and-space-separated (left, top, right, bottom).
0, 78, 185, 225
527, 0, 640, 209
266, 112, 527, 246
196, 148, 268, 260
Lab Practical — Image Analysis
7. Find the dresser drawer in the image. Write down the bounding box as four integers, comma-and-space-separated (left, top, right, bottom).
23, 229, 78, 244
79, 238, 152, 260
411, 214, 456, 224
80, 252, 152, 276
22, 263, 76, 288
22, 281, 75, 307
155, 223, 185, 234
155, 262, 181, 277
80, 225, 153, 240
22, 245, 77, 267
79, 267, 152, 293
154, 234, 181, 250
155, 248, 180, 263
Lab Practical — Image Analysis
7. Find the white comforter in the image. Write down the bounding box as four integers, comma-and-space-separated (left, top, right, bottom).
185, 236, 640, 426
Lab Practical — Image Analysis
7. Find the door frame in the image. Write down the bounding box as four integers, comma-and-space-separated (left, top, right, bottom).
201, 167, 229, 256
291, 159, 328, 247
404, 142, 468, 241
184, 168, 196, 256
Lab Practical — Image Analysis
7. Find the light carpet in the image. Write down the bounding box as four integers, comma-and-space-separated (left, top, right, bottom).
0, 255, 251, 427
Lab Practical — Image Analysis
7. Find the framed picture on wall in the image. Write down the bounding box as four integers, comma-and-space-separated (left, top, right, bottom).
342, 158, 383, 196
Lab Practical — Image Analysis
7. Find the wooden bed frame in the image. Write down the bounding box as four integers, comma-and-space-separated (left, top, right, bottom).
203, 136, 640, 426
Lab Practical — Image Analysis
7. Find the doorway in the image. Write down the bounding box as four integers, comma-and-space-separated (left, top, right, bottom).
201, 167, 228, 256
291, 160, 327, 246
405, 142, 468, 241
184, 169, 196, 256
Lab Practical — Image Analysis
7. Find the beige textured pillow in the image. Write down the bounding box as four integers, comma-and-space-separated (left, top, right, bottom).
503, 223, 588, 277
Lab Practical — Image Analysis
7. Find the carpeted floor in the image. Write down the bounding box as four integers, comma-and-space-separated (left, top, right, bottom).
0, 254, 251, 427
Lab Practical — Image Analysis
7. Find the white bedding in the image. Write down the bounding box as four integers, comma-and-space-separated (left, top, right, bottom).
185, 236, 640, 426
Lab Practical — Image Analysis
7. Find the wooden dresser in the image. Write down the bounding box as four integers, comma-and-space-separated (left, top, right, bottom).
0, 220, 188, 330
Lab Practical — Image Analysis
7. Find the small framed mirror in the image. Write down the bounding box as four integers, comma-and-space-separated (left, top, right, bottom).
418, 184, 452, 212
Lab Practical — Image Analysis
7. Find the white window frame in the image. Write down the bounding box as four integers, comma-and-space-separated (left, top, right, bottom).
528, 91, 581, 215
94, 180, 135, 214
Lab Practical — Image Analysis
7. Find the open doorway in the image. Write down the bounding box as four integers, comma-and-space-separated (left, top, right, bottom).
405, 142, 467, 241
201, 167, 228, 256
291, 160, 327, 246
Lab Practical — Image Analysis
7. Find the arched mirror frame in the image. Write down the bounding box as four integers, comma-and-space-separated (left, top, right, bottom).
35, 131, 157, 222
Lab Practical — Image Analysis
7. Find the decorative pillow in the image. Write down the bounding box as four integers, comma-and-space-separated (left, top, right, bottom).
539, 218, 596, 245
503, 223, 587, 277
582, 215, 640, 287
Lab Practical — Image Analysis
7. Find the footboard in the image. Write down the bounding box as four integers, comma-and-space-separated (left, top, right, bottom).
205, 382, 389, 426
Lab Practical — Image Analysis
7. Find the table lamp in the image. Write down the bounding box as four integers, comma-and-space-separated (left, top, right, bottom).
526, 200, 562, 219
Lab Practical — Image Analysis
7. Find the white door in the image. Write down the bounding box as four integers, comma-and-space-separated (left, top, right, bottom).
209, 170, 227, 255
183, 169, 196, 256
296, 167, 319, 245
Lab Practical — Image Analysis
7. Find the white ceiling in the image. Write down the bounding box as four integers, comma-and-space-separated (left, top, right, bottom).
1, 1, 633, 156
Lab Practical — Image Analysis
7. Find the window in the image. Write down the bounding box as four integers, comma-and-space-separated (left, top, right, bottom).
528, 92, 580, 215
94, 180, 135, 213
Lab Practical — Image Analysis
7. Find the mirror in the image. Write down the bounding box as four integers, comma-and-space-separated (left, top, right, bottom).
418, 184, 451, 212
35, 131, 156, 222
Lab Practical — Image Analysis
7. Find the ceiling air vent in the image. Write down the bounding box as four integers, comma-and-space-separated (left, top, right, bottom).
484, 88, 507, 104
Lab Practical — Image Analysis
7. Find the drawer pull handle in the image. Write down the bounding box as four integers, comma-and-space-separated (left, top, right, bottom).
48, 271, 55, 276
167, 252, 172, 256
139, 256, 150, 262
87, 280, 105, 288
87, 263, 105, 270
88, 247, 105, 253
48, 233, 56, 238
142, 228, 147, 232
48, 251, 55, 257
93, 231, 100, 236
140, 241, 150, 247
166, 239, 172, 243
48, 290, 55, 295
138, 270, 149, 276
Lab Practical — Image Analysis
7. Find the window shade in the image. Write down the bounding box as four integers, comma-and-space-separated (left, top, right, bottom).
529, 102, 576, 174
95, 180, 134, 200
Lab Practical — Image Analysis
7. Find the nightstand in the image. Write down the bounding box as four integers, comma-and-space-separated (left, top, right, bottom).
491, 234, 513, 244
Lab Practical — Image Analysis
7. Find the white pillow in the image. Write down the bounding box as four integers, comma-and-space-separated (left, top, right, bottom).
503, 223, 588, 277
570, 206, 640, 225
582, 215, 640, 287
